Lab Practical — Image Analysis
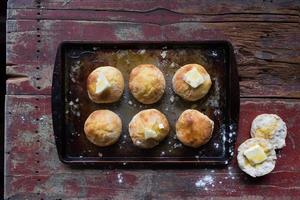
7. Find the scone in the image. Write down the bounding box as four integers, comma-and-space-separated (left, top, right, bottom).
176, 109, 214, 148
172, 64, 212, 101
87, 66, 124, 103
251, 114, 287, 149
129, 64, 165, 104
128, 109, 170, 148
237, 138, 277, 177
84, 110, 122, 147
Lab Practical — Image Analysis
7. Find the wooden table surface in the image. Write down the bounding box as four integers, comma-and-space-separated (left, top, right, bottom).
5, 0, 300, 199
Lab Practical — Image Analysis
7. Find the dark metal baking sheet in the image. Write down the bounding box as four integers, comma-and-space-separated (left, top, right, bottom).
52, 41, 239, 166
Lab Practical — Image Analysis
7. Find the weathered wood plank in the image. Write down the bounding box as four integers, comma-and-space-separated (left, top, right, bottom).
8, 0, 300, 16
6, 19, 300, 97
5, 96, 300, 199
7, 8, 300, 23
7, 0, 36, 9
5, 1, 300, 199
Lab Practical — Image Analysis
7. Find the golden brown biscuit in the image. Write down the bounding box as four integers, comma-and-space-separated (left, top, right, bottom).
84, 110, 122, 147
87, 66, 124, 103
128, 109, 170, 148
129, 64, 165, 104
172, 64, 212, 101
176, 109, 214, 148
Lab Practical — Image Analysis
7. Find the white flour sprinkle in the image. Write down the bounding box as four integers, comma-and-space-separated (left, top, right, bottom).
170, 95, 175, 103
227, 166, 236, 180
214, 143, 220, 149
138, 49, 146, 54
278, 154, 282, 158
195, 175, 214, 188
128, 100, 133, 105
68, 100, 80, 117
161, 51, 167, 59
170, 62, 176, 68
173, 143, 182, 149
117, 173, 124, 184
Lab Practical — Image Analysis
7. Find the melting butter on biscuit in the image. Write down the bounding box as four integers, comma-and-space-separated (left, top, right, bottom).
144, 128, 158, 139
243, 144, 267, 165
95, 73, 111, 94
183, 67, 205, 88
158, 123, 164, 129
255, 117, 279, 139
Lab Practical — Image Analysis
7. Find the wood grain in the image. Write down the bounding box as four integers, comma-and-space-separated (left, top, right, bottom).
4, 96, 300, 199
5, 0, 300, 199
6, 0, 300, 97
7, 0, 300, 15
7, 8, 300, 23
6, 18, 300, 97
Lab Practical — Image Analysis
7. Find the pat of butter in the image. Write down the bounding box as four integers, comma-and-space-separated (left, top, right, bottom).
95, 73, 111, 94
256, 117, 278, 139
158, 123, 164, 129
183, 67, 205, 88
144, 128, 157, 139
243, 144, 267, 165
256, 125, 277, 139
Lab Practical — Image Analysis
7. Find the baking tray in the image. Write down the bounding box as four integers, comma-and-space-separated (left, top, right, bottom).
52, 41, 239, 166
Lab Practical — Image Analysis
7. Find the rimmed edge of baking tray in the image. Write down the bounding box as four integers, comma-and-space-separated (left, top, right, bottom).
52, 41, 239, 167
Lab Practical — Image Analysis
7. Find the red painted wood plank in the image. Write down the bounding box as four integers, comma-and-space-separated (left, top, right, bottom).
8, 8, 300, 23
8, 0, 300, 16
6, 19, 300, 97
4, 96, 300, 199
